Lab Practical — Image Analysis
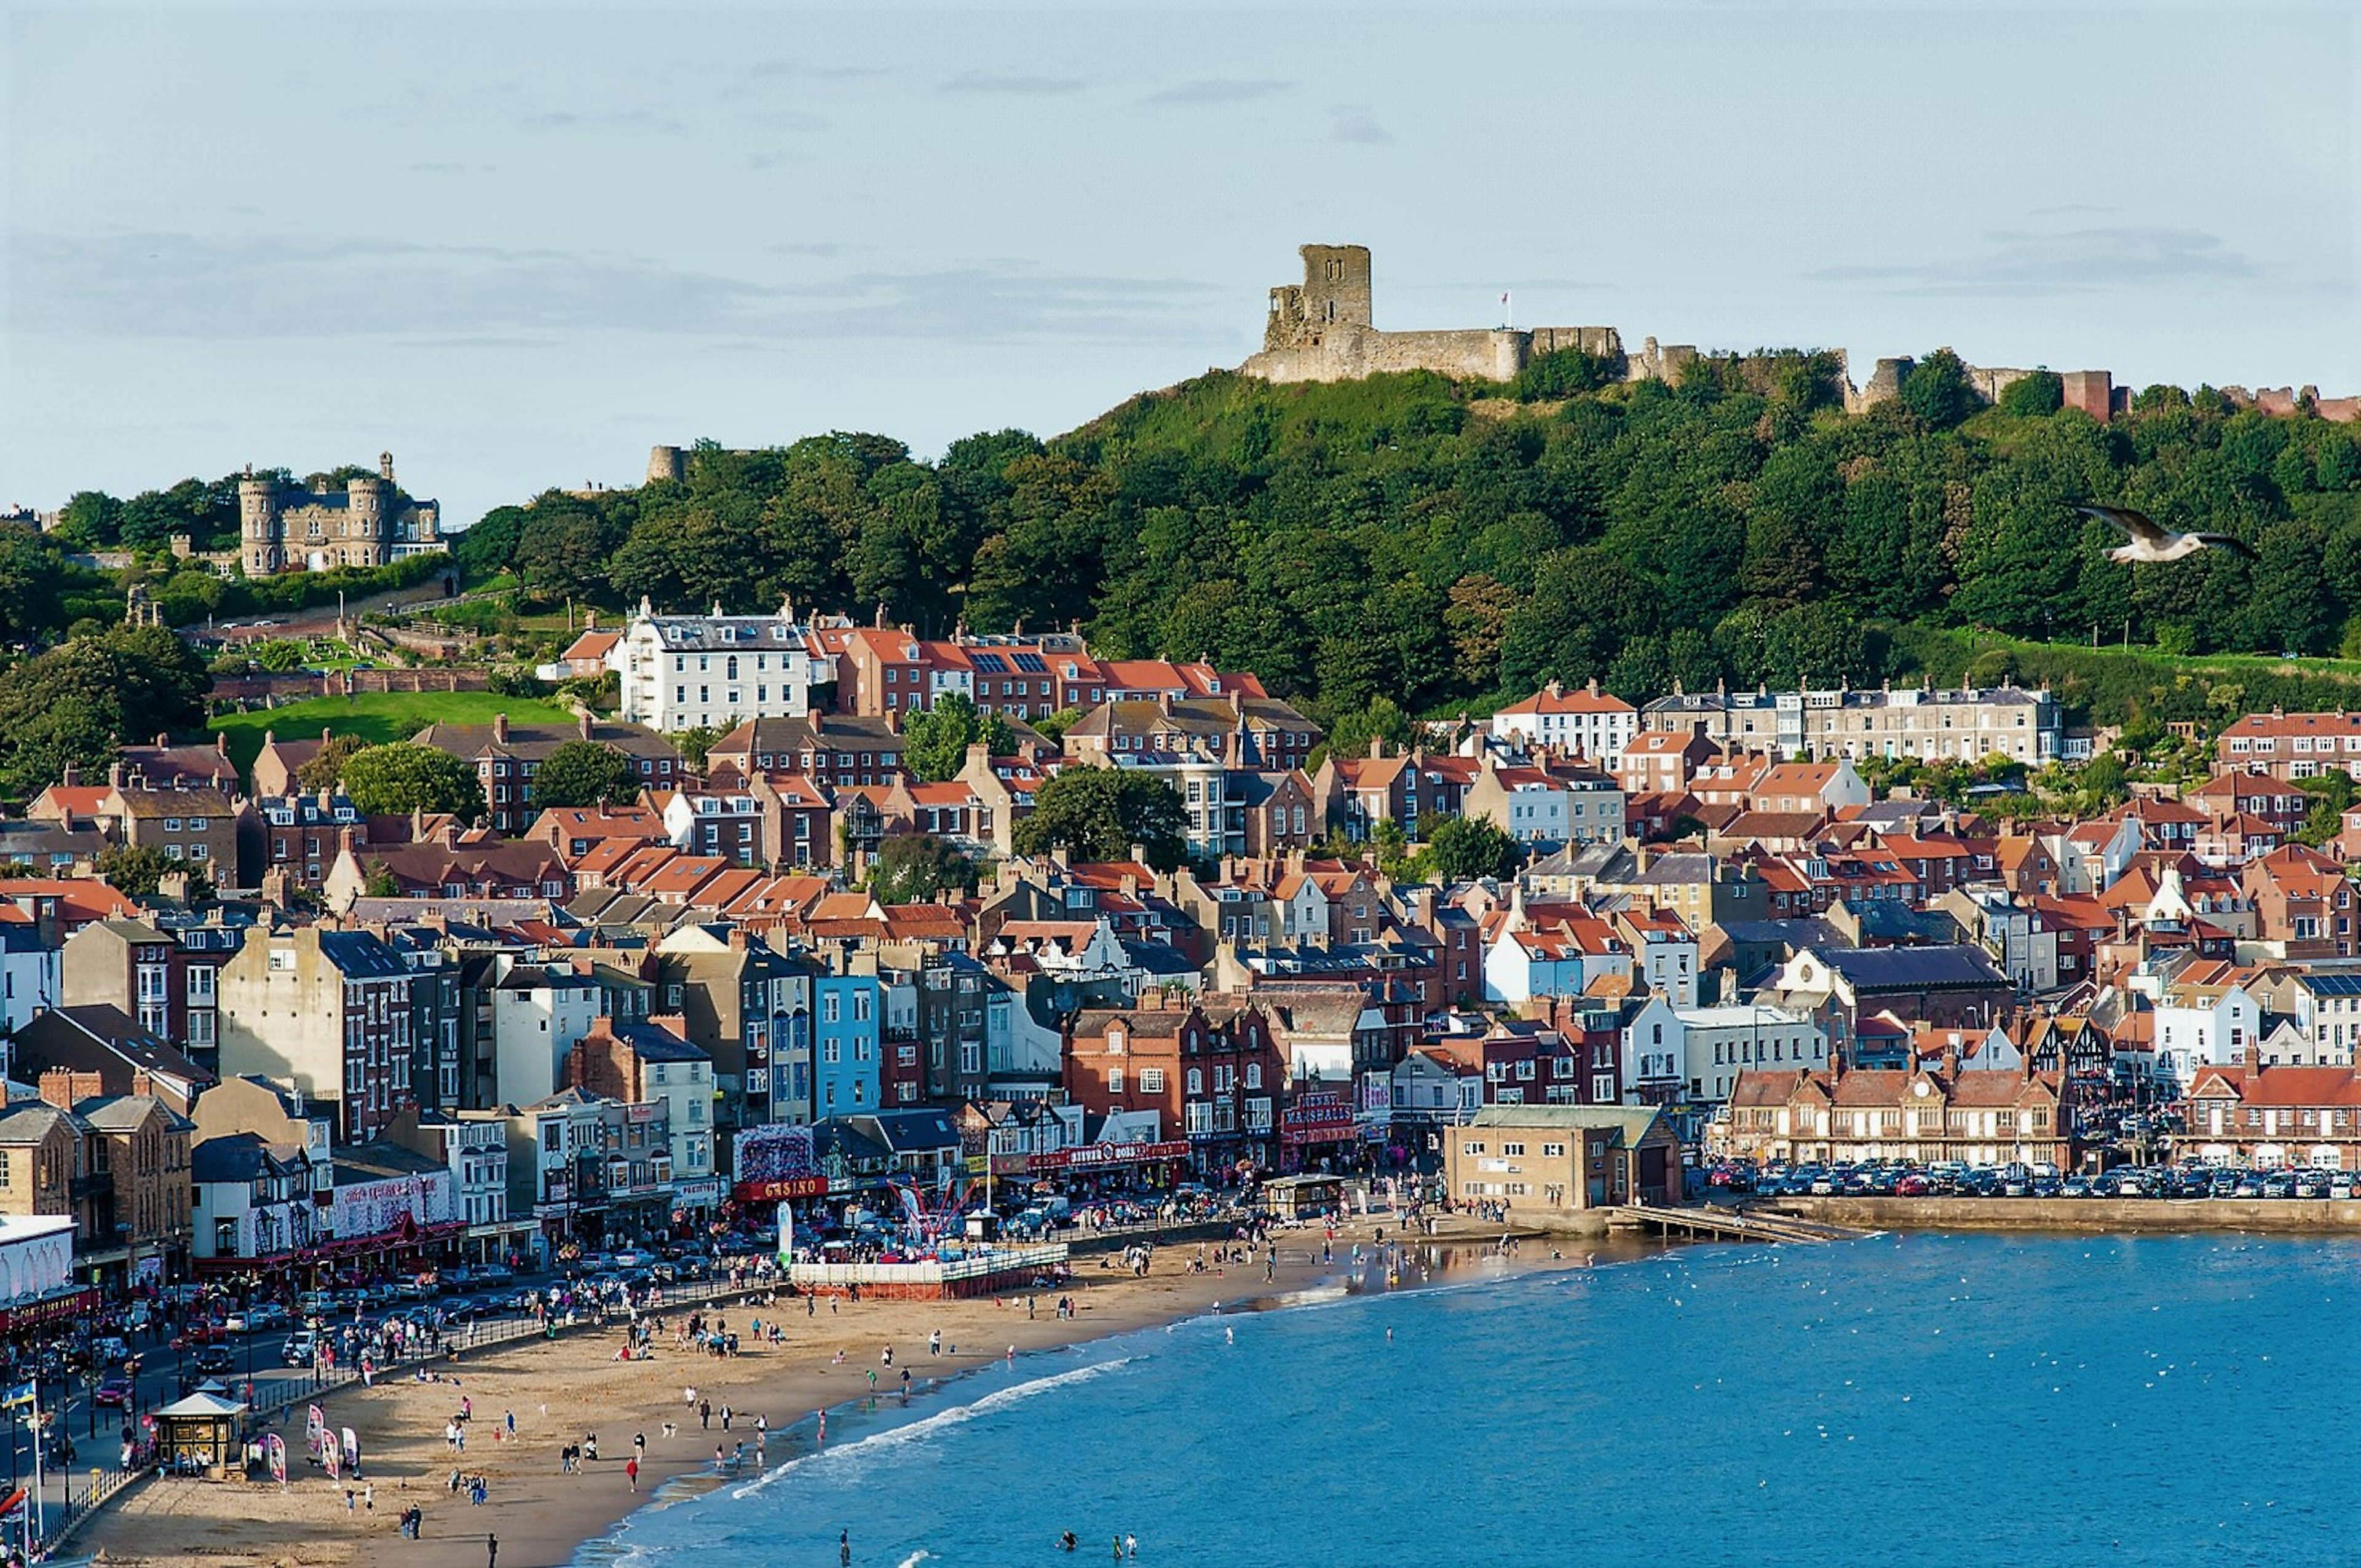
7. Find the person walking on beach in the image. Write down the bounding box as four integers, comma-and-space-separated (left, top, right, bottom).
625, 1457, 639, 1491
486, 1532, 498, 1568
698, 1398, 711, 1430
928, 1328, 941, 1357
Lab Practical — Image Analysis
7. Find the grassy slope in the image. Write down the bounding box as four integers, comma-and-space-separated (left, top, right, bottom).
209, 691, 566, 781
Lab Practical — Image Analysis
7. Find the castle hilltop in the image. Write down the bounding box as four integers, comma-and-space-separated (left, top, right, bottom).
1238, 243, 2356, 423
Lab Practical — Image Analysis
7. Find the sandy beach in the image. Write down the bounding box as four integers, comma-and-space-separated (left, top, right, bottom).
83, 1215, 1571, 1568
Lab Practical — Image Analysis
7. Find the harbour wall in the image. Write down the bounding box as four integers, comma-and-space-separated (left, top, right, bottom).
1765, 1196, 2361, 1234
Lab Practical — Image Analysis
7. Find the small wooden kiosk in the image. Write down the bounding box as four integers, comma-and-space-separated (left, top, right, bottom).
153, 1391, 248, 1478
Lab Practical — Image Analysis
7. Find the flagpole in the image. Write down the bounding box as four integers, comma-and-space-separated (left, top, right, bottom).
29, 1374, 42, 1547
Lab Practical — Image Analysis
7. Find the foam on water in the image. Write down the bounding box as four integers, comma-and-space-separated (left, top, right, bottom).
728, 1355, 1137, 1500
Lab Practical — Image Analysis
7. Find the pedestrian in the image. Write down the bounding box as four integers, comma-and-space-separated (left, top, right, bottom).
634, 1431, 647, 1460
840, 1529, 853, 1566
698, 1398, 711, 1430
365, 1483, 375, 1512
487, 1532, 499, 1568
721, 1403, 732, 1431
1126, 1533, 1137, 1558
346, 1485, 356, 1513
625, 1457, 639, 1491
928, 1329, 941, 1357
504, 1409, 515, 1438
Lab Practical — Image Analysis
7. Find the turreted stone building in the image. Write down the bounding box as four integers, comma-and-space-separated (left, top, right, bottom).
239, 453, 444, 574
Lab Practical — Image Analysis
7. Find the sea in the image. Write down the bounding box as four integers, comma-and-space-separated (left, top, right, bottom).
580, 1232, 2361, 1568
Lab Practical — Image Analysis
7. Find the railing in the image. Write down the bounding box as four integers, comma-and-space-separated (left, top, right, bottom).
42, 1458, 153, 1553
241, 1272, 781, 1426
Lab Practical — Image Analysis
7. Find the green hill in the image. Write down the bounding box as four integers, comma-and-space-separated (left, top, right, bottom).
453, 361, 2361, 730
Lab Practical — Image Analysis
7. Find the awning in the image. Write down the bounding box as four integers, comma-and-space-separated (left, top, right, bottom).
0, 1287, 97, 1334
1028, 1140, 1189, 1173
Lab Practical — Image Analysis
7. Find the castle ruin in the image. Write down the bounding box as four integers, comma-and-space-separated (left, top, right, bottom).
1237, 243, 2125, 419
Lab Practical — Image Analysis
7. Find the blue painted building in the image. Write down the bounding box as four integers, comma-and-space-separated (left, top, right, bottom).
813, 972, 883, 1118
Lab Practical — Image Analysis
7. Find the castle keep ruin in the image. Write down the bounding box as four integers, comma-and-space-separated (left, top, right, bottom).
1238, 243, 2127, 419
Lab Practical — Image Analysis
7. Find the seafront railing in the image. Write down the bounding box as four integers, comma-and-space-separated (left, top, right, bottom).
241, 1272, 782, 1427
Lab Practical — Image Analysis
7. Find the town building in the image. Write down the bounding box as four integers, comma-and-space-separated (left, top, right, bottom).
1443, 1103, 1682, 1212
1722, 1060, 2074, 1168
616, 599, 829, 732
1489, 680, 1640, 761
1643, 682, 2062, 765
215, 926, 416, 1140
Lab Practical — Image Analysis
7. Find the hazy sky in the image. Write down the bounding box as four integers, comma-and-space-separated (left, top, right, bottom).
4, 1, 2355, 526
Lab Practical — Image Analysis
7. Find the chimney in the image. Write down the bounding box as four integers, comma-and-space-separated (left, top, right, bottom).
492, 713, 510, 744
579, 712, 594, 741
60, 764, 77, 790
38, 1070, 99, 1109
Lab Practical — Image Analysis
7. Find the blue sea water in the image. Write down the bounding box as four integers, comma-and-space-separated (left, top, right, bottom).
583, 1233, 2361, 1568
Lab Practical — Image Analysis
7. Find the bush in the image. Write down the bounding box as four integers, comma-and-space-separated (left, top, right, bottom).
1512, 349, 1611, 401
1999, 371, 2064, 417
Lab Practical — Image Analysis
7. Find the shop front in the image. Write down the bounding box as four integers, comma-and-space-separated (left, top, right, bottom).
1279, 1092, 1360, 1175
1029, 1139, 1190, 1194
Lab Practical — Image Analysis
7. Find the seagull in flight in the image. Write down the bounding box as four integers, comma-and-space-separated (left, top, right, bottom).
2076, 504, 2257, 564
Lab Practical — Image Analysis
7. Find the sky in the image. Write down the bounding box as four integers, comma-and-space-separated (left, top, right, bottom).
2, 0, 2355, 527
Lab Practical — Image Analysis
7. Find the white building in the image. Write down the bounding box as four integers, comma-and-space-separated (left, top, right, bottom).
617, 599, 829, 734
490, 960, 601, 1106
1624, 997, 1829, 1104
2152, 979, 2262, 1091
1490, 680, 1639, 762
0, 1215, 76, 1309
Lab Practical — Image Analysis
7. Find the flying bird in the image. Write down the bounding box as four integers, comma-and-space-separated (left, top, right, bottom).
2076, 504, 2258, 564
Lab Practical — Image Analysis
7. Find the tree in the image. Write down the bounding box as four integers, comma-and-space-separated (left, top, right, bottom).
1323, 696, 1415, 762
0, 624, 213, 797
1011, 766, 1188, 869
339, 743, 488, 821
296, 734, 370, 792
363, 861, 401, 898
1414, 814, 1522, 883
1999, 371, 2065, 417
673, 725, 722, 773
2296, 770, 2356, 847
901, 694, 1016, 783
1902, 348, 1981, 430
531, 740, 641, 809
867, 833, 977, 904
95, 843, 213, 900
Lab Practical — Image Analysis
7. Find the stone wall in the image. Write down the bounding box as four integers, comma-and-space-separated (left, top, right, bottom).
1768, 1194, 2361, 1234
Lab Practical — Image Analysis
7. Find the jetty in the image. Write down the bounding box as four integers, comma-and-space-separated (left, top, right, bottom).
1599, 1205, 1870, 1244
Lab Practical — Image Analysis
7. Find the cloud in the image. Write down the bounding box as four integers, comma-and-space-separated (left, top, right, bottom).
1808, 226, 2261, 297
518, 109, 688, 135
1141, 78, 1291, 106
1331, 106, 1391, 144
736, 58, 888, 84
9, 232, 777, 341
9, 234, 1228, 349
940, 69, 1088, 95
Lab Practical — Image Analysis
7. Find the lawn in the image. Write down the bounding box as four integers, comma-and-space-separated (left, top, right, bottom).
210, 691, 569, 781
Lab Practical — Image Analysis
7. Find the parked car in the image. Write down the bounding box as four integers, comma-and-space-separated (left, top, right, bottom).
281, 1331, 319, 1366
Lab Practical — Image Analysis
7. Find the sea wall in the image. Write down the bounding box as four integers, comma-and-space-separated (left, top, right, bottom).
1766, 1196, 2361, 1234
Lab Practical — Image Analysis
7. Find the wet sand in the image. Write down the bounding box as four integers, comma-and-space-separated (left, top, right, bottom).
85, 1215, 1579, 1568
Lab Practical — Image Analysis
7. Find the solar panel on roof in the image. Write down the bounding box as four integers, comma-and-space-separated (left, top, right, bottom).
1012, 653, 1046, 672
971, 653, 1007, 673
2305, 973, 2361, 996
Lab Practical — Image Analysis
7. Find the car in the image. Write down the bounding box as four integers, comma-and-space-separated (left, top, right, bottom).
281, 1331, 319, 1366
224, 1303, 287, 1334
2295, 1173, 2331, 1199
93, 1374, 133, 1409
392, 1280, 429, 1301
475, 1264, 515, 1285
2060, 1176, 2094, 1198
1896, 1173, 1931, 1197
169, 1318, 226, 1350
193, 1345, 237, 1376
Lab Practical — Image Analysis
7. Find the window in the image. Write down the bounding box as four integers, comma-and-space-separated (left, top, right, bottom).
1185, 1068, 1203, 1095
1139, 1068, 1165, 1092
1502, 1142, 1525, 1156
1106, 1066, 1124, 1094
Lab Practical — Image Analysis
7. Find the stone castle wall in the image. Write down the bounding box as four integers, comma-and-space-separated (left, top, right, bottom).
1237, 243, 2135, 420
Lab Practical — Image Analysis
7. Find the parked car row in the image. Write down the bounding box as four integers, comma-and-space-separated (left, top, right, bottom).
1712, 1159, 2361, 1201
